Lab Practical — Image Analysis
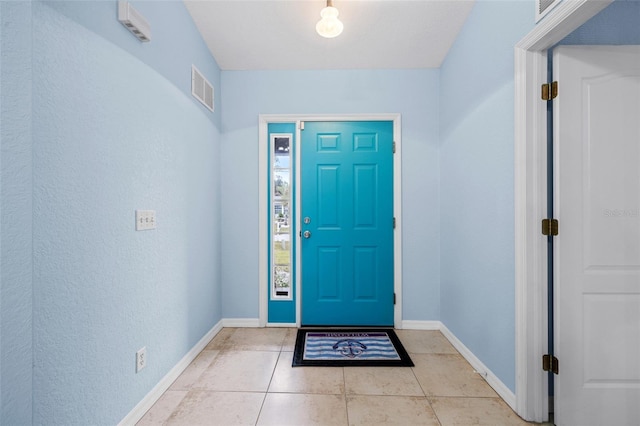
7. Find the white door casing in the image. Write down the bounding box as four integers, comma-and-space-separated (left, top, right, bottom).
258, 114, 403, 329
553, 45, 640, 426
514, 0, 613, 421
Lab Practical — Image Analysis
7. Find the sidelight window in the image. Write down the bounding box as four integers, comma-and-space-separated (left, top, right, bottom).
271, 134, 293, 300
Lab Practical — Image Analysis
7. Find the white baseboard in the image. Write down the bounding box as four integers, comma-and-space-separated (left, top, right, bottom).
118, 320, 223, 426
222, 318, 260, 328
400, 320, 442, 330
266, 322, 297, 328
397, 320, 516, 411
439, 324, 517, 411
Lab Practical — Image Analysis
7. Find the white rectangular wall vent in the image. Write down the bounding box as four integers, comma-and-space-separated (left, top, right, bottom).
191, 65, 214, 112
118, 1, 151, 42
536, 0, 562, 22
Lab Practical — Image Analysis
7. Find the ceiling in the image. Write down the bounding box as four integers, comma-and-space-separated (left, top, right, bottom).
183, 0, 476, 71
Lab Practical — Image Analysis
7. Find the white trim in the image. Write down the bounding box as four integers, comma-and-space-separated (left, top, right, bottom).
270, 132, 294, 302
400, 320, 441, 330
258, 114, 403, 329
259, 118, 269, 327
440, 324, 516, 411
118, 320, 223, 426
514, 0, 613, 421
295, 122, 302, 328
222, 318, 261, 328
514, 46, 550, 423
266, 322, 297, 328
392, 117, 403, 329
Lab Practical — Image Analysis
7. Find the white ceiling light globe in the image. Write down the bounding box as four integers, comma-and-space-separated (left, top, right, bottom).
316, 6, 344, 38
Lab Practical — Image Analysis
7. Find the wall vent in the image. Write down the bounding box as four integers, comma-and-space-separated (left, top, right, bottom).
117, 1, 151, 42
536, 0, 562, 22
191, 66, 214, 112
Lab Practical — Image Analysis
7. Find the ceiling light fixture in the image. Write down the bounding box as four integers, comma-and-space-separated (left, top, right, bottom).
316, 0, 343, 38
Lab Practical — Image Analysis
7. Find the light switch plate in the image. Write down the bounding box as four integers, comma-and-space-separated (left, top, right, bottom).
136, 346, 147, 372
136, 210, 156, 231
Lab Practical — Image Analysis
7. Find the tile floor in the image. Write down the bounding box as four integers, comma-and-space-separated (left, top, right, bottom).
137, 328, 539, 426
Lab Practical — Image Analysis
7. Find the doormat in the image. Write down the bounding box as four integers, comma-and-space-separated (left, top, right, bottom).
292, 329, 414, 367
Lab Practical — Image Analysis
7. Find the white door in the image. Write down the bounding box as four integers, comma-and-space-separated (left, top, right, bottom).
554, 46, 640, 426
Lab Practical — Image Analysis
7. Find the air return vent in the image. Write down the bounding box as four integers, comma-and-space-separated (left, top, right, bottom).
536, 0, 561, 22
191, 66, 214, 112
117, 1, 151, 42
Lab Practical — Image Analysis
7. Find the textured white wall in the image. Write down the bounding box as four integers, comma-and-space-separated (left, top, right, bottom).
439, 0, 535, 393
1, 2, 33, 424
1, 1, 223, 424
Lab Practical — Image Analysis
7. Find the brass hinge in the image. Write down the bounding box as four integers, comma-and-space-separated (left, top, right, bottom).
541, 81, 558, 101
542, 218, 558, 236
393, 141, 396, 154
393, 217, 396, 229
393, 293, 396, 305
543, 354, 559, 374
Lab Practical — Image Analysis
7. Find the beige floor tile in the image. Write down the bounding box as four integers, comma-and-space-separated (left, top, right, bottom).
257, 393, 348, 426
395, 330, 458, 354
281, 328, 299, 351
429, 397, 531, 426
204, 327, 236, 350
169, 350, 219, 390
344, 367, 423, 396
223, 327, 288, 351
269, 351, 345, 394
193, 350, 279, 392
136, 390, 188, 425
347, 395, 440, 426
166, 390, 265, 426
412, 354, 497, 397
139, 329, 531, 426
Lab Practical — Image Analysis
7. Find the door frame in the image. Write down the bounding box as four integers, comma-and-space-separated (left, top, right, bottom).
514, 0, 612, 422
258, 114, 403, 329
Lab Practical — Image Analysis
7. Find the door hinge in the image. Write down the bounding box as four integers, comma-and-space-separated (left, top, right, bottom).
393, 293, 396, 305
541, 81, 558, 101
300, 121, 305, 130
393, 217, 396, 229
393, 141, 396, 153
542, 218, 559, 236
543, 354, 559, 374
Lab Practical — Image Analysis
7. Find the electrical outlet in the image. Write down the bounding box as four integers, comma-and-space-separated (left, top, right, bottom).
136, 347, 147, 373
135, 210, 156, 231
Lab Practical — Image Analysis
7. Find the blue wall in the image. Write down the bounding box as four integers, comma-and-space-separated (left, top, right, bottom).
1, 2, 34, 424
560, 0, 640, 45
0, 3, 2, 418
1, 1, 222, 424
439, 0, 535, 393
221, 69, 442, 322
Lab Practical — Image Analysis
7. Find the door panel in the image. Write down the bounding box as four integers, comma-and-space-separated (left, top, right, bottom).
554, 46, 640, 426
301, 121, 393, 326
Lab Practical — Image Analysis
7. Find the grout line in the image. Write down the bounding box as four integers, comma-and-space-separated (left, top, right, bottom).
342, 367, 350, 426
255, 345, 285, 425
254, 392, 269, 426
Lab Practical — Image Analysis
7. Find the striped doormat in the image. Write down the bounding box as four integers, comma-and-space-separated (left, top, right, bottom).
292, 329, 414, 367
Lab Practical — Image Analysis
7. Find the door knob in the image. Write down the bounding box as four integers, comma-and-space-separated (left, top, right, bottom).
303, 230, 312, 239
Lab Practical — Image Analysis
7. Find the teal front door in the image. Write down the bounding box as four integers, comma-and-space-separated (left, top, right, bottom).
300, 121, 394, 326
